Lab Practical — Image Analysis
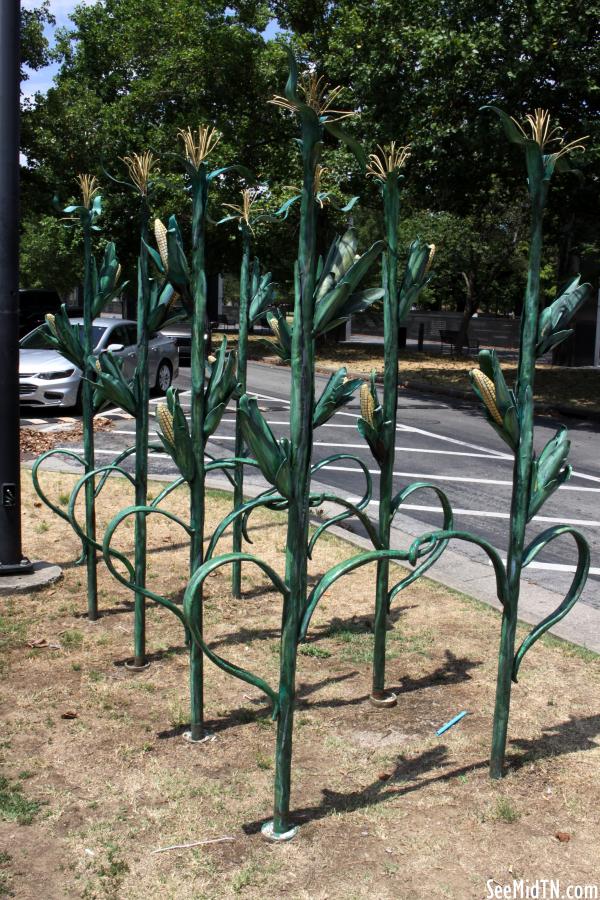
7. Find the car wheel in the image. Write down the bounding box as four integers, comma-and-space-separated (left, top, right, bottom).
154, 360, 172, 395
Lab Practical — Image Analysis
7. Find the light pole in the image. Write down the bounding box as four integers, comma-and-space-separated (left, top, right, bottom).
0, 0, 31, 576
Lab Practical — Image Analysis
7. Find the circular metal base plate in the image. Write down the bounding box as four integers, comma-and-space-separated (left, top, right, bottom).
183, 730, 215, 744
124, 660, 151, 672
261, 820, 299, 842
369, 691, 397, 708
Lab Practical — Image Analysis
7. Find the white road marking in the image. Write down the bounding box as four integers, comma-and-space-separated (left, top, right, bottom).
342, 495, 598, 528
319, 463, 600, 494
495, 557, 600, 577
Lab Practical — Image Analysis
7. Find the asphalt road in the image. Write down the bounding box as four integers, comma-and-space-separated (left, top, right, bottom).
26, 360, 600, 611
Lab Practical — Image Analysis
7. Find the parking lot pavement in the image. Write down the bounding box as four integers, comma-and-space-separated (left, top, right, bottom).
22, 361, 600, 621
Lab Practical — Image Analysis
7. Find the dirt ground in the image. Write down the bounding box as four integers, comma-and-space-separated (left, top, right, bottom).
0, 472, 599, 899
235, 333, 600, 417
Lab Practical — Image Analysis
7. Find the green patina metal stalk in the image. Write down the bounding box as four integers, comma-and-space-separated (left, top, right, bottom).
403, 108, 591, 777
272, 115, 319, 836
133, 198, 151, 667
371, 171, 400, 702
188, 164, 209, 739
81, 211, 98, 620
231, 224, 251, 598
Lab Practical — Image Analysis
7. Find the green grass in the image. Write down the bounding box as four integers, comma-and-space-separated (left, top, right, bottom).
299, 644, 332, 659
0, 775, 42, 825
494, 796, 520, 824
61, 629, 84, 649
58, 492, 70, 506
0, 614, 27, 653
256, 753, 273, 770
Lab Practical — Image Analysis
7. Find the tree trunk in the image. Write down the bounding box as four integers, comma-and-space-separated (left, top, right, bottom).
454, 271, 478, 356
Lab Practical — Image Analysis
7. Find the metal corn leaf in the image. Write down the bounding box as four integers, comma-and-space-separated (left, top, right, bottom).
536, 279, 591, 356
313, 240, 383, 334
481, 105, 528, 147
142, 238, 165, 274
166, 215, 192, 306
266, 308, 292, 362
93, 351, 136, 415
323, 121, 367, 170
238, 395, 292, 496
171, 398, 195, 482
41, 305, 85, 369
315, 230, 357, 301
249, 271, 275, 323
313, 367, 362, 427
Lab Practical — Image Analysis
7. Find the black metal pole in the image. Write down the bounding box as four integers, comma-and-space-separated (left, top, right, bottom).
0, 0, 31, 574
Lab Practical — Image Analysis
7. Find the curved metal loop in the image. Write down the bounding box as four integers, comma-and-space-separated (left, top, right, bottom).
299, 547, 413, 641
183, 552, 288, 715
512, 525, 591, 682
68, 464, 137, 555
101, 504, 193, 623
407, 529, 509, 606
240, 485, 289, 543
204, 454, 262, 490
387, 482, 454, 607
150, 476, 187, 508
308, 492, 382, 555
206, 492, 286, 561
32, 447, 87, 526
93, 445, 136, 498
307, 453, 373, 555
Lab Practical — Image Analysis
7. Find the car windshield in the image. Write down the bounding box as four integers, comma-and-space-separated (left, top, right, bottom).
20, 323, 107, 351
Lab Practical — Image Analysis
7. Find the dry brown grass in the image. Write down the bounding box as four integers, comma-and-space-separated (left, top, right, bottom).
0, 472, 598, 899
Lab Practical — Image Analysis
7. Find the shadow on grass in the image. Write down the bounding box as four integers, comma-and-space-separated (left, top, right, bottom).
388, 649, 482, 695
242, 713, 600, 833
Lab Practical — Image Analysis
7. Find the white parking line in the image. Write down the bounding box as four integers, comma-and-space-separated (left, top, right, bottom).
341, 494, 599, 528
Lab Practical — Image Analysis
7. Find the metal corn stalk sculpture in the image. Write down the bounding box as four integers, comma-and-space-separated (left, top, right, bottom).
63, 155, 185, 667
102, 127, 249, 740
408, 107, 591, 778
32, 176, 126, 620
356, 143, 453, 706
176, 51, 435, 840
218, 189, 275, 597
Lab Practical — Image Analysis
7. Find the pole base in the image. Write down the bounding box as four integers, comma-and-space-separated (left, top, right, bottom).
124, 659, 151, 672
369, 690, 397, 708
261, 820, 298, 842
0, 556, 33, 576
183, 729, 215, 745
0, 560, 62, 594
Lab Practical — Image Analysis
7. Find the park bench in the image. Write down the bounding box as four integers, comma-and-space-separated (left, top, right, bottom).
439, 328, 480, 356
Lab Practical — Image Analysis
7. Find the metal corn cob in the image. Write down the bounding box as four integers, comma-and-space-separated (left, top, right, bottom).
45, 313, 57, 336
156, 402, 175, 445
471, 369, 503, 425
270, 318, 281, 341
154, 218, 168, 268
360, 382, 375, 427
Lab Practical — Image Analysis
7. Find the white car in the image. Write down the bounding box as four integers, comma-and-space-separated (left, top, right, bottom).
19, 317, 179, 410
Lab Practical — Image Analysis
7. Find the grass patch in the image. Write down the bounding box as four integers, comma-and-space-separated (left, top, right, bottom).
0, 776, 41, 825
493, 797, 521, 824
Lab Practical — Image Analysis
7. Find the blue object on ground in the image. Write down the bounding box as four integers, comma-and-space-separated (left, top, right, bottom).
436, 710, 468, 736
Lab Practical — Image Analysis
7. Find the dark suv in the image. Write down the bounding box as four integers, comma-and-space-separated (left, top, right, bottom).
19, 289, 62, 338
